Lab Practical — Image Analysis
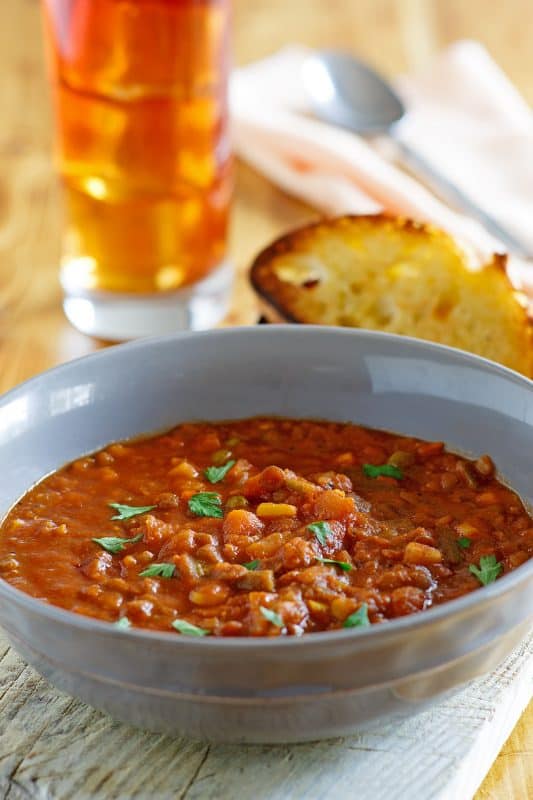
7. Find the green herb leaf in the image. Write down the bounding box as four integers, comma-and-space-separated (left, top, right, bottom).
469, 554, 502, 586
316, 557, 352, 572
243, 559, 260, 570
188, 492, 223, 518
457, 536, 472, 549
139, 562, 176, 578
114, 616, 131, 629
204, 460, 236, 484
171, 619, 210, 637
108, 502, 156, 521
343, 603, 370, 628
260, 606, 284, 628
92, 533, 143, 554
363, 463, 403, 480
307, 521, 333, 546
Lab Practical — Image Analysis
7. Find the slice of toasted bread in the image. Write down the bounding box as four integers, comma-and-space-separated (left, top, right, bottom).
250, 214, 533, 377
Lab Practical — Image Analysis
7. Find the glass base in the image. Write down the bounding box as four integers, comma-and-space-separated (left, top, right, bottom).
61, 259, 232, 341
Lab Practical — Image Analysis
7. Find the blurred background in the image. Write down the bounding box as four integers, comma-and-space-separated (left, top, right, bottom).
1, 0, 532, 370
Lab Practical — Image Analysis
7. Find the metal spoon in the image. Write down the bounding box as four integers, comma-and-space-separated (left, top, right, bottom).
302, 50, 531, 258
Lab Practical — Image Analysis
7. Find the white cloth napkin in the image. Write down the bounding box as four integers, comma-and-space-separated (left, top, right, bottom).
230, 41, 533, 294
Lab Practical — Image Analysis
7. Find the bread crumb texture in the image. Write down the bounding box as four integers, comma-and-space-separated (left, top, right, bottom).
251, 215, 533, 377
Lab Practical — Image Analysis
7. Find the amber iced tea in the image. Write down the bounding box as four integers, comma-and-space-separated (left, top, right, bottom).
42, 0, 231, 302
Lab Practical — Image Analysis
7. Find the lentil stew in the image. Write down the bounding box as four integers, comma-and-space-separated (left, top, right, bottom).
0, 418, 531, 637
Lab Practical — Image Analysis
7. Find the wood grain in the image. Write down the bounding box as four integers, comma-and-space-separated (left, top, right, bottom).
0, 1, 531, 797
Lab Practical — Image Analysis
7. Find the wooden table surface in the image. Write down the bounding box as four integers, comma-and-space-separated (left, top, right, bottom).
0, 1, 531, 797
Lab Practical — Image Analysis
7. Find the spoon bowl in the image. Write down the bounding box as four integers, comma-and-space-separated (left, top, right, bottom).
302, 50, 405, 134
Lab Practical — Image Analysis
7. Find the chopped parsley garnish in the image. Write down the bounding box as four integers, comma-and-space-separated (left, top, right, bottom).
363, 463, 403, 480
307, 521, 333, 546
108, 502, 156, 520
204, 460, 236, 484
457, 536, 472, 549
316, 557, 352, 572
92, 533, 143, 554
343, 603, 370, 628
114, 617, 131, 629
171, 619, 210, 637
260, 606, 284, 627
139, 562, 176, 578
188, 492, 223, 518
469, 555, 502, 586
243, 559, 260, 570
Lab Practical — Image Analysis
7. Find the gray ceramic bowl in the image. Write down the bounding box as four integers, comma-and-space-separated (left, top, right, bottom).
0, 327, 531, 743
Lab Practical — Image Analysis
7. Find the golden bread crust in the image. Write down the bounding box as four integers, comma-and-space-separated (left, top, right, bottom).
250, 214, 533, 377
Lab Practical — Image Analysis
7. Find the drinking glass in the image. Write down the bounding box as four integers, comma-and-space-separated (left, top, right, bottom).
41, 0, 232, 339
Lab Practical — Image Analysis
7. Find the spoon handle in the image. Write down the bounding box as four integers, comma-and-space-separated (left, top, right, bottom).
394, 138, 532, 259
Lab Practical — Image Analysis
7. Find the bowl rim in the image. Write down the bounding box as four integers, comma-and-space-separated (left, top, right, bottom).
0, 324, 531, 650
